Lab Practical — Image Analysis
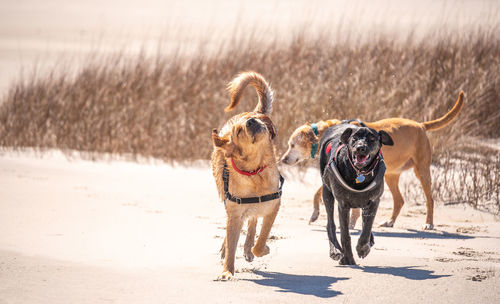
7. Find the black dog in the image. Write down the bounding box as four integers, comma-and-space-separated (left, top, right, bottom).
319, 122, 393, 265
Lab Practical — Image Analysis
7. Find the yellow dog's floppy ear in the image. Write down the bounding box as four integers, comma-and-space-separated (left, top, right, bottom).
212, 129, 229, 147
258, 115, 277, 140
306, 123, 319, 143
212, 129, 238, 157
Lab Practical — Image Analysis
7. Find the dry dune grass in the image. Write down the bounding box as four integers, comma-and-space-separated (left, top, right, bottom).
0, 26, 499, 211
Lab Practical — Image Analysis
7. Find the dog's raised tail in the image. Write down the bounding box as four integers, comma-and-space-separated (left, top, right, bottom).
225, 71, 274, 115
422, 91, 464, 132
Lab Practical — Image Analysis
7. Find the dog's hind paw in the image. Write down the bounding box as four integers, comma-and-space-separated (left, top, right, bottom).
356, 243, 371, 259
252, 245, 270, 257
216, 271, 233, 281
379, 220, 395, 228
422, 223, 434, 230
309, 209, 320, 224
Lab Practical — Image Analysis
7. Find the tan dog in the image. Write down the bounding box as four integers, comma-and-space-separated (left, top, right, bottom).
281, 92, 464, 230
211, 72, 282, 280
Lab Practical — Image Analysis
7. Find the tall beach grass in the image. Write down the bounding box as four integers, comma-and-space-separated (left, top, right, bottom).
0, 23, 499, 211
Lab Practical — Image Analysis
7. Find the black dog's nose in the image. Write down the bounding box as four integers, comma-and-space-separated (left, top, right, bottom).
246, 118, 257, 127
356, 145, 367, 153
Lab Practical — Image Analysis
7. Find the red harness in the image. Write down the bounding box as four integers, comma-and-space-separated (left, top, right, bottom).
230, 158, 267, 176
325, 141, 345, 164
325, 142, 344, 164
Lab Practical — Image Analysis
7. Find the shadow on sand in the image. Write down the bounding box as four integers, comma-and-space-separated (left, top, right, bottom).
372, 229, 475, 240
311, 228, 475, 240
359, 265, 451, 280
246, 270, 348, 298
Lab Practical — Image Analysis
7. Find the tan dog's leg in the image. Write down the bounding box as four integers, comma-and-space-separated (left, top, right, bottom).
349, 209, 361, 229
243, 217, 257, 262
219, 214, 244, 280
379, 173, 403, 227
220, 237, 226, 260
309, 187, 322, 224
414, 165, 434, 230
252, 203, 279, 257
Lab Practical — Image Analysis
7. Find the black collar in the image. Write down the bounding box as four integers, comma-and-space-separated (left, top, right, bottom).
222, 163, 284, 204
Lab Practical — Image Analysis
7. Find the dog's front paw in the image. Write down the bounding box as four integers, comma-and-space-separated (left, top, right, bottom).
252, 245, 270, 257
244, 249, 254, 262
216, 271, 233, 281
379, 220, 395, 228
329, 246, 343, 261
339, 256, 356, 265
309, 209, 320, 224
356, 243, 371, 259
422, 223, 434, 230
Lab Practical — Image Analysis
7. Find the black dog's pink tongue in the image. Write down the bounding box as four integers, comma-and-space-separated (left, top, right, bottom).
356, 155, 368, 164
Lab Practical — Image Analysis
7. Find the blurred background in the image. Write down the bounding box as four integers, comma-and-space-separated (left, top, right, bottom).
0, 0, 499, 211
1, 0, 498, 91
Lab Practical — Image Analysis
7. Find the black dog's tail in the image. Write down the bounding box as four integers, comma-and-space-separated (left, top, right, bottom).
225, 71, 274, 115
422, 91, 464, 132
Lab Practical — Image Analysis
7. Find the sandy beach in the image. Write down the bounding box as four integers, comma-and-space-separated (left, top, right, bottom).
0, 150, 498, 303
1, 1, 499, 303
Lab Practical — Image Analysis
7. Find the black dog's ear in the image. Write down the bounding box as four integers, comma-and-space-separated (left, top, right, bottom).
340, 128, 353, 145
379, 130, 394, 146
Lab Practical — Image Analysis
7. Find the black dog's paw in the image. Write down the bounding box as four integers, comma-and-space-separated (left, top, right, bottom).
330, 250, 343, 261
329, 243, 343, 260
356, 243, 371, 259
339, 256, 356, 265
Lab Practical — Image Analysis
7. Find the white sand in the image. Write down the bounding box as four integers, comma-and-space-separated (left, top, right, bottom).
0, 150, 499, 303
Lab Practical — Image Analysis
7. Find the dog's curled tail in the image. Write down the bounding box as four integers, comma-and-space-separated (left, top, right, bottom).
422, 91, 464, 132
225, 71, 274, 115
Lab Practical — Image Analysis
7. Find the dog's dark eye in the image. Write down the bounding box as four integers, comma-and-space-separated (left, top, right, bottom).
291, 144, 295, 148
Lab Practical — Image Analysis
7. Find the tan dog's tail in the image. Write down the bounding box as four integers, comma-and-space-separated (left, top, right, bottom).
422, 91, 464, 131
225, 72, 274, 115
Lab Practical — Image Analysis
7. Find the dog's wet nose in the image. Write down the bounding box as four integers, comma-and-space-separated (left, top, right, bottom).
281, 155, 289, 164
246, 118, 257, 127
356, 145, 367, 153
